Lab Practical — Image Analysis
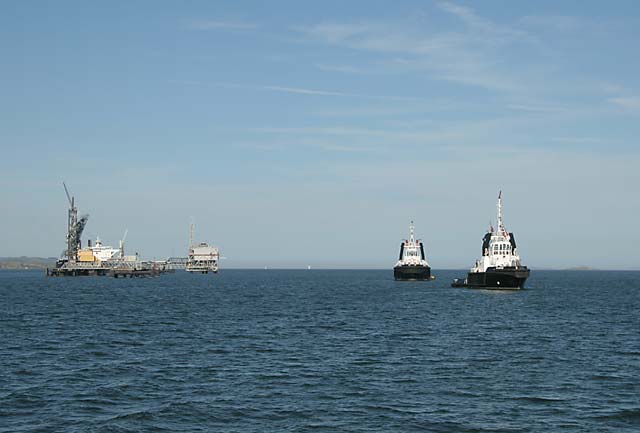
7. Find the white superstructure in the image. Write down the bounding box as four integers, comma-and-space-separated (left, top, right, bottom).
394, 221, 430, 268
185, 223, 220, 273
186, 242, 219, 273
90, 237, 120, 262
470, 192, 524, 273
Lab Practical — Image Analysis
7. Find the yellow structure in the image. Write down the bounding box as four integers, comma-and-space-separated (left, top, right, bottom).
77, 249, 97, 263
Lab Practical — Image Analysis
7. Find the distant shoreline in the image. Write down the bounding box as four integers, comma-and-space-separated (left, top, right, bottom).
1, 262, 639, 272
0, 257, 56, 270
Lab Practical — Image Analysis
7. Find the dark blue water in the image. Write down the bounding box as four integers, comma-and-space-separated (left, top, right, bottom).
1, 270, 639, 432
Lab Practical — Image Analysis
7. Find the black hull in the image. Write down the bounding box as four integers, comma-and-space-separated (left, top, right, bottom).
394, 265, 432, 281
452, 267, 530, 289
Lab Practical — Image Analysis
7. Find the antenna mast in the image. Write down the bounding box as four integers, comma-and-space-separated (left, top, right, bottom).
497, 190, 504, 233
409, 220, 415, 242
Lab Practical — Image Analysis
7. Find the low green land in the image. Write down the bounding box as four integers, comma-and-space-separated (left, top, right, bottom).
0, 257, 57, 269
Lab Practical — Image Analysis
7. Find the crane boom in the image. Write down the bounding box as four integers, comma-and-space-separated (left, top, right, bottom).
63, 182, 73, 207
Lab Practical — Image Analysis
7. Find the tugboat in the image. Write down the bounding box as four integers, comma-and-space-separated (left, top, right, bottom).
452, 191, 530, 289
394, 221, 433, 281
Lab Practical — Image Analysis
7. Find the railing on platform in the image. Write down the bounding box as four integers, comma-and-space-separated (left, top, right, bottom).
165, 257, 188, 270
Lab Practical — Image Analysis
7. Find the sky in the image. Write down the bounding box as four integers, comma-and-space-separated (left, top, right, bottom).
1, 1, 639, 269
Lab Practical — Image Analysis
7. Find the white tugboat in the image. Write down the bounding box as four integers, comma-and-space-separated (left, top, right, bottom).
394, 221, 433, 281
452, 191, 530, 289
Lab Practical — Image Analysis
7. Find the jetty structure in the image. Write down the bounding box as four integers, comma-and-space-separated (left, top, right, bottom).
451, 191, 530, 289
46, 184, 170, 277
186, 222, 220, 274
393, 221, 433, 281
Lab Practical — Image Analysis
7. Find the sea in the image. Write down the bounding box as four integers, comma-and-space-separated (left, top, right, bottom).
1, 269, 639, 433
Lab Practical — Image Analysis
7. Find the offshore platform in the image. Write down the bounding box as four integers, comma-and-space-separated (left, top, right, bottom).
185, 222, 219, 274
46, 184, 170, 277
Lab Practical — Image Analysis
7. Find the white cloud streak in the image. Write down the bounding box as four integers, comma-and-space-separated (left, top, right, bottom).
608, 96, 640, 112
261, 85, 362, 97
171, 79, 425, 101
187, 20, 256, 30
297, 3, 530, 93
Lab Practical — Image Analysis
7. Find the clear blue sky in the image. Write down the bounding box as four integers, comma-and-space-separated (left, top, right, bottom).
1, 1, 639, 268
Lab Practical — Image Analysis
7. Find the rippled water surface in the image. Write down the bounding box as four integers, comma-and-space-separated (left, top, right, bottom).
1, 269, 639, 432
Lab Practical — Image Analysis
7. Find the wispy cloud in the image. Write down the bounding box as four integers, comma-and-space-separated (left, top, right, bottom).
232, 138, 381, 154
518, 14, 617, 36
249, 119, 510, 144
551, 136, 615, 145
320, 144, 378, 153
295, 3, 638, 122
599, 82, 626, 95
519, 15, 586, 32
314, 63, 373, 74
297, 4, 531, 93
300, 22, 448, 55
171, 79, 425, 101
187, 20, 256, 31
261, 85, 360, 97
311, 102, 464, 118
437, 1, 524, 38
506, 103, 570, 113
608, 96, 640, 112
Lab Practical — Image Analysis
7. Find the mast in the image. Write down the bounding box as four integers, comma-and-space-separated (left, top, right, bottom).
497, 191, 504, 233
409, 220, 415, 243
